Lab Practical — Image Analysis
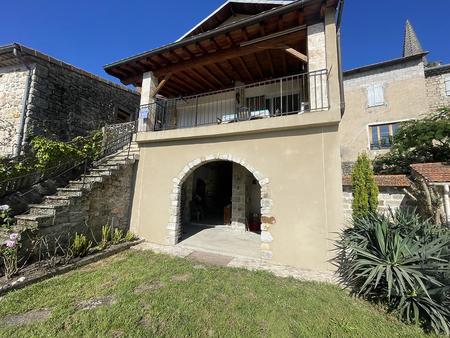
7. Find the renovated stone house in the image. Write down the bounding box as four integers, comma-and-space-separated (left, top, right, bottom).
105, 0, 345, 271
0, 43, 140, 158
340, 20, 450, 170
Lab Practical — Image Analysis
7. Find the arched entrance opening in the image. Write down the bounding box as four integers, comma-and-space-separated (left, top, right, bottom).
177, 160, 262, 257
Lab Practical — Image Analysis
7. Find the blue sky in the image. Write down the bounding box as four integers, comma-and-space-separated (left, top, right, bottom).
1, 0, 449, 84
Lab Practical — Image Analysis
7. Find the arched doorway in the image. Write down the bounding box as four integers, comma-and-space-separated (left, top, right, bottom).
167, 154, 273, 260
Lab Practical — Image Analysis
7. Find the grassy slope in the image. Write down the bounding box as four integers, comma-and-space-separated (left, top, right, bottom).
0, 250, 431, 337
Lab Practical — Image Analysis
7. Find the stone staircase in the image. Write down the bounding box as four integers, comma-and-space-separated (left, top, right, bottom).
13, 141, 139, 239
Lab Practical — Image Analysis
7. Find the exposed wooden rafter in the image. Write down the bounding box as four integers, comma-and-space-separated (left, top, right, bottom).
151, 73, 172, 97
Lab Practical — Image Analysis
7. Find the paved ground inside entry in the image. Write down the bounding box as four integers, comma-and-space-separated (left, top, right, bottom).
178, 225, 261, 259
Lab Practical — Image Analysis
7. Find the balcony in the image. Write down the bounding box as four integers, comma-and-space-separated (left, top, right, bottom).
137, 70, 329, 133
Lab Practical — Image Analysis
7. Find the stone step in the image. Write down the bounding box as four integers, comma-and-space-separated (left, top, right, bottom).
89, 168, 116, 176
43, 195, 73, 206
16, 214, 55, 228
57, 188, 83, 197
28, 204, 68, 216
79, 175, 104, 183
97, 164, 121, 171
68, 180, 95, 190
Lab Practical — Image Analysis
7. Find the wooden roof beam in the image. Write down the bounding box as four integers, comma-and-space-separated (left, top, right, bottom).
238, 56, 254, 82
153, 27, 306, 77
283, 46, 308, 63
151, 73, 172, 97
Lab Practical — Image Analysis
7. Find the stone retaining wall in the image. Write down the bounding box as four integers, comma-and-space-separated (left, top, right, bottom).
342, 185, 416, 222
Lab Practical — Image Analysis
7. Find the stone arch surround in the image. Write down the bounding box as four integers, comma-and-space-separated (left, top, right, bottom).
167, 153, 274, 260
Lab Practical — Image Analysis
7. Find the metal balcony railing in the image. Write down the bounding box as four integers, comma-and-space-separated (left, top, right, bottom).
137, 69, 329, 132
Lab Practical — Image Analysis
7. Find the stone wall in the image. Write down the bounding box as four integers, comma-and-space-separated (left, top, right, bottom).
341, 58, 427, 162
342, 185, 416, 222
34, 163, 136, 246
0, 65, 29, 157
24, 60, 140, 144
425, 67, 450, 111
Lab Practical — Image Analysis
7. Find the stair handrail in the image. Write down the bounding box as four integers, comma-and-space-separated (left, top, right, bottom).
0, 121, 137, 198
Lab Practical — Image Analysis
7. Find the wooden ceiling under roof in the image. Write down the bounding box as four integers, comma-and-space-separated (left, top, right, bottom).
105, 0, 337, 98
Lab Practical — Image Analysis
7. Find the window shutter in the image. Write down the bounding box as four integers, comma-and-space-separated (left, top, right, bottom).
374, 84, 384, 105
445, 77, 450, 96
367, 86, 375, 106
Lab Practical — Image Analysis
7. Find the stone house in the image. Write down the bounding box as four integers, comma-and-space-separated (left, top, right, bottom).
0, 43, 140, 158
104, 0, 345, 272
340, 20, 450, 171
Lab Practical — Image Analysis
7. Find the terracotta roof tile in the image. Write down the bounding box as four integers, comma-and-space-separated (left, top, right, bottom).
411, 162, 450, 183
342, 175, 411, 187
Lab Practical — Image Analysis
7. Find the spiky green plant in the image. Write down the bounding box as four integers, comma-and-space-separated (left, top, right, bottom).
71, 233, 91, 258
111, 228, 123, 245
351, 153, 379, 219
335, 210, 450, 334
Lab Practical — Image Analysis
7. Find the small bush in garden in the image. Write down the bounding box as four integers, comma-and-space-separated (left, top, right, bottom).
335, 209, 450, 334
351, 153, 379, 219
71, 233, 91, 258
0, 205, 13, 229
98, 225, 111, 250
124, 231, 137, 242
1, 232, 21, 279
111, 228, 123, 245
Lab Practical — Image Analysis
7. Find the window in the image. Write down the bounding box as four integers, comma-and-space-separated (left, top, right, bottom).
445, 77, 450, 96
369, 122, 399, 150
367, 84, 384, 107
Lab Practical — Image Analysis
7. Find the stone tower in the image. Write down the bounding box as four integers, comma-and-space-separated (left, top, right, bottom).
403, 19, 426, 60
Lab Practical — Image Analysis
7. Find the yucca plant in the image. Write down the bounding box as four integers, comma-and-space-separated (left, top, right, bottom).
335, 210, 450, 334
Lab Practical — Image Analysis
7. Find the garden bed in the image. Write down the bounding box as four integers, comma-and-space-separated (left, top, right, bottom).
0, 239, 143, 296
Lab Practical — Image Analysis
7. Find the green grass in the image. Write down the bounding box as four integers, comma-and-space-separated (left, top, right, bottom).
0, 250, 433, 337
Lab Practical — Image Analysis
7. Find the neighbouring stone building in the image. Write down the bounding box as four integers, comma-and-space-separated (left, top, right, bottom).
340, 20, 450, 172
0, 43, 140, 158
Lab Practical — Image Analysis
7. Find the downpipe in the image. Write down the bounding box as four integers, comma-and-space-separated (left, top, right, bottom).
13, 45, 33, 157
336, 0, 346, 117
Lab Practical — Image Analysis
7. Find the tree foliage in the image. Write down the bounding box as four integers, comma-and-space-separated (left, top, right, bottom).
351, 153, 379, 219
374, 108, 450, 174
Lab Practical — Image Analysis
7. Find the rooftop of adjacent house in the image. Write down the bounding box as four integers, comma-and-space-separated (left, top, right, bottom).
0, 43, 138, 95
411, 163, 450, 184
104, 0, 341, 93
343, 20, 429, 78
342, 175, 411, 187
343, 52, 428, 78
424, 62, 450, 76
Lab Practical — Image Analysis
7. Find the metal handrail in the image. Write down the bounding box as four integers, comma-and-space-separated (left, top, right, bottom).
0, 122, 136, 198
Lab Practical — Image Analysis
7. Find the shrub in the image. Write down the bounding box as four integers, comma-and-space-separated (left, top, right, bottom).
98, 225, 111, 250
351, 153, 379, 219
111, 228, 123, 245
0, 232, 21, 279
335, 209, 450, 334
124, 231, 137, 242
0, 205, 14, 229
71, 233, 91, 258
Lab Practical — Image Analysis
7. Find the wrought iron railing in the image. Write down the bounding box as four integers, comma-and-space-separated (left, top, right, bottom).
137, 69, 329, 132
0, 122, 136, 198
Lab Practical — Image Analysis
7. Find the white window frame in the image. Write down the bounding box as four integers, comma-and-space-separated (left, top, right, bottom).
445, 76, 450, 97
367, 84, 385, 107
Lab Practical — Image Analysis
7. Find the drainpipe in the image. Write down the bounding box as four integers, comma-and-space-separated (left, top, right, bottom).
443, 184, 450, 227
336, 0, 345, 116
12, 44, 33, 157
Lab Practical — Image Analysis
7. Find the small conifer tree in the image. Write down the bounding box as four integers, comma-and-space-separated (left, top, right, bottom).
351, 153, 379, 218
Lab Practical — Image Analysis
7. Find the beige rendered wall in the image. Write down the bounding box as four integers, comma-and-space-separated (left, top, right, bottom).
340, 59, 427, 163
131, 123, 343, 271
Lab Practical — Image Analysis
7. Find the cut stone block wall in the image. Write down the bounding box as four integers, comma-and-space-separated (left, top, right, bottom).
231, 162, 246, 231
425, 69, 450, 111
24, 61, 140, 144
342, 185, 416, 222
0, 65, 29, 157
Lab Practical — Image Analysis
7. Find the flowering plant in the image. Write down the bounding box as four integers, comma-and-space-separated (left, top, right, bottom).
1, 232, 21, 279
0, 205, 13, 229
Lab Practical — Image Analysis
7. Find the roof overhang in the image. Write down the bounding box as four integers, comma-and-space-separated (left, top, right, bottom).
104, 0, 339, 97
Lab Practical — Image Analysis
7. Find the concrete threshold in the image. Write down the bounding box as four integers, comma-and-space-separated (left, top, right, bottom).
132, 242, 337, 284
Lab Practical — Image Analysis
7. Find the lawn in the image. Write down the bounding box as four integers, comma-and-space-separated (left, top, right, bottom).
0, 250, 432, 337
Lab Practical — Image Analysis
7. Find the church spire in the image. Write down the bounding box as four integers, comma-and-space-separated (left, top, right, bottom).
403, 19, 425, 58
